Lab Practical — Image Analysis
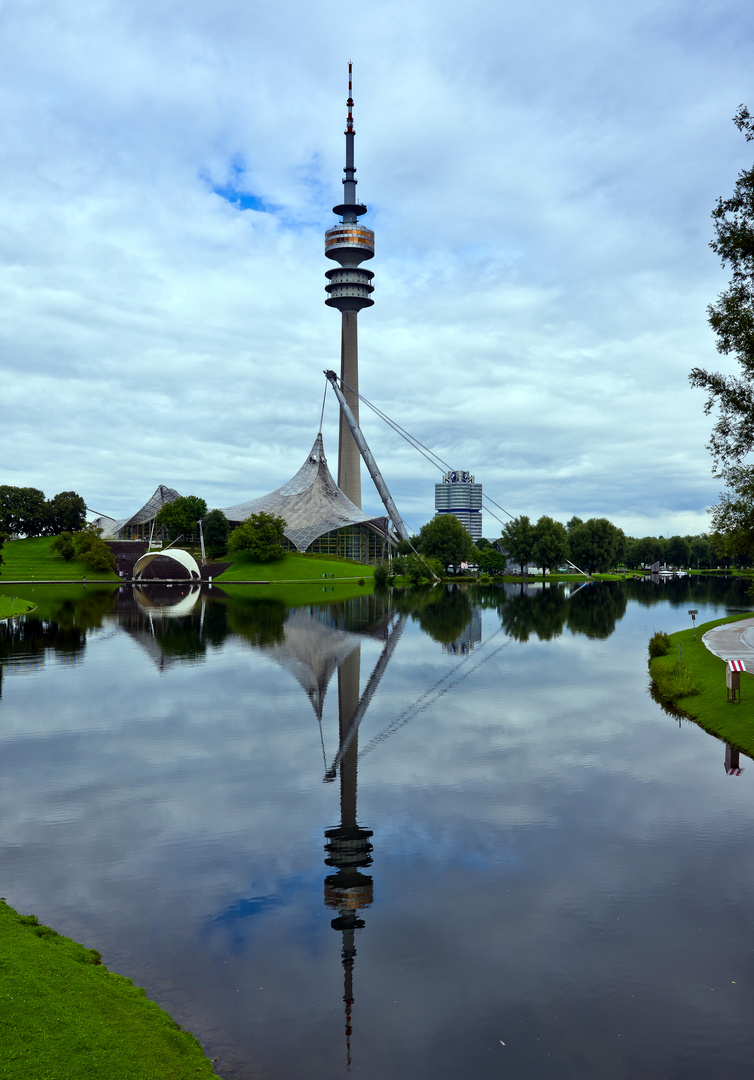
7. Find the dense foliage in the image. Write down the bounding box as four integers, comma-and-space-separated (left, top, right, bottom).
228, 511, 287, 562
0, 486, 86, 537
416, 514, 476, 571
202, 508, 230, 556
154, 495, 208, 543
689, 107, 754, 561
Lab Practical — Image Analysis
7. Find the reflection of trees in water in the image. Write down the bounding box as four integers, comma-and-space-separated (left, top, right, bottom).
0, 617, 87, 664
391, 585, 473, 645
49, 589, 119, 632
566, 581, 627, 640
494, 581, 627, 642
625, 575, 751, 610
499, 585, 569, 642
225, 599, 287, 649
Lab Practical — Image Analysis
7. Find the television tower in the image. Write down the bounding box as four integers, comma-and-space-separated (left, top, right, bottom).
325, 62, 375, 509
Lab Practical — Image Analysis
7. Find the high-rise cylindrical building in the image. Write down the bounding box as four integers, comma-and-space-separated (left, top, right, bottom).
325, 63, 374, 510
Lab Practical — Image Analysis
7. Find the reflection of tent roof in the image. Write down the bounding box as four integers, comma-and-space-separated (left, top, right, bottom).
222, 435, 388, 552
134, 548, 201, 580
97, 486, 181, 539
258, 609, 364, 718
133, 585, 202, 617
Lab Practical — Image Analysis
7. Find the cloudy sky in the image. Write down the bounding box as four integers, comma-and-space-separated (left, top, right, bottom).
2, 0, 753, 538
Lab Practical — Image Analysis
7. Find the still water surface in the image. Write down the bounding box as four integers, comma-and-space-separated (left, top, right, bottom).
1, 577, 754, 1079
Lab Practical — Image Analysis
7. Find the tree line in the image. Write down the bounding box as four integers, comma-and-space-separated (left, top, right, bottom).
386, 512, 722, 580
0, 486, 87, 536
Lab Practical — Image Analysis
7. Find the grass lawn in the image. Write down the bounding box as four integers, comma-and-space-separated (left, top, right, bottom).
0, 595, 36, 618
649, 612, 754, 759
0, 900, 216, 1079
1, 536, 119, 582
215, 552, 373, 583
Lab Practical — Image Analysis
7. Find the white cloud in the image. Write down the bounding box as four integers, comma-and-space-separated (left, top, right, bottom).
1, 0, 752, 534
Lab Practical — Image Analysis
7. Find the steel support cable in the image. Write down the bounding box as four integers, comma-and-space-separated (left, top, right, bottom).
359, 627, 512, 758
335, 377, 517, 525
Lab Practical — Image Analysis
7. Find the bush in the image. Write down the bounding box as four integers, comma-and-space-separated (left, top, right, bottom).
648, 631, 671, 657
373, 561, 390, 588
228, 512, 286, 563
50, 532, 76, 562
73, 527, 117, 573
653, 660, 703, 700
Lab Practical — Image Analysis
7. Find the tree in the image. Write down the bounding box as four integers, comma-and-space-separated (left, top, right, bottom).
568, 518, 624, 574
0, 486, 47, 536
45, 491, 87, 535
690, 107, 754, 472
50, 531, 76, 562
155, 495, 208, 543
478, 546, 506, 575
499, 515, 536, 575
416, 515, 475, 572
632, 535, 666, 568
0, 530, 7, 571
228, 512, 287, 562
202, 509, 230, 556
665, 535, 691, 568
532, 516, 569, 575
74, 526, 117, 572
405, 553, 443, 583
690, 535, 714, 568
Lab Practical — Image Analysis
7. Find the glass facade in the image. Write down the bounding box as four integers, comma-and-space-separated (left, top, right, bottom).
282, 523, 388, 564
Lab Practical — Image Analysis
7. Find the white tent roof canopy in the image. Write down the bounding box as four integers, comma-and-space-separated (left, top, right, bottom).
133, 549, 201, 580
222, 434, 388, 551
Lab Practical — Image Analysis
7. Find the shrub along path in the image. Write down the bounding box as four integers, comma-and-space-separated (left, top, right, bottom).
649, 612, 754, 759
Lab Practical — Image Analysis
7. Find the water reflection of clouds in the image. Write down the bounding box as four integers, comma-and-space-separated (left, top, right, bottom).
2, 584, 754, 1077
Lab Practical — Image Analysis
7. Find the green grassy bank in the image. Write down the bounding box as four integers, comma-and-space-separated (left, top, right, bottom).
1, 537, 119, 582
0, 595, 36, 619
214, 551, 372, 582
649, 612, 754, 758
0, 900, 217, 1079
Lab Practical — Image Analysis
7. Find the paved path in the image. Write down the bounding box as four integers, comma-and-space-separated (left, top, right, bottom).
702, 616, 754, 669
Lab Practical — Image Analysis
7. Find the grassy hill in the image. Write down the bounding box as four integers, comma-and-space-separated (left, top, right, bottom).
1, 536, 119, 582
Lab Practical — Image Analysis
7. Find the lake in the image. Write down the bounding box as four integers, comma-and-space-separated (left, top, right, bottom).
1, 576, 753, 1079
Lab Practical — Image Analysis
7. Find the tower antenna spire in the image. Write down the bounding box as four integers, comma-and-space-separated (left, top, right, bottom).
324, 62, 375, 512
346, 60, 354, 134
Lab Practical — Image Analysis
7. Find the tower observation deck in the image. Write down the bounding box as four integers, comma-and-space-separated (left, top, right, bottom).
325, 63, 374, 509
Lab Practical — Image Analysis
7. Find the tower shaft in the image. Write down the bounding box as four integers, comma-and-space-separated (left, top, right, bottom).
337, 313, 361, 507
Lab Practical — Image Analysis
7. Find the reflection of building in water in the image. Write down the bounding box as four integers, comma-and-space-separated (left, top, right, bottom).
324, 651, 373, 1068
257, 595, 405, 1064
323, 611, 404, 1065
258, 595, 403, 1065
258, 610, 364, 721
725, 745, 744, 776
442, 607, 482, 655
108, 584, 205, 672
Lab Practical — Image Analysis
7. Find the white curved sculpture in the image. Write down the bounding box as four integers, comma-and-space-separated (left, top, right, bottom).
133, 548, 202, 581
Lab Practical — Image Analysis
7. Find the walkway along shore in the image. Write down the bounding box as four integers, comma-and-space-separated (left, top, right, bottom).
702, 616, 754, 667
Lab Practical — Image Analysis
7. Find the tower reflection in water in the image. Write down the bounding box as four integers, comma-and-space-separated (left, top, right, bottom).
324, 650, 373, 1067
321, 607, 405, 1065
